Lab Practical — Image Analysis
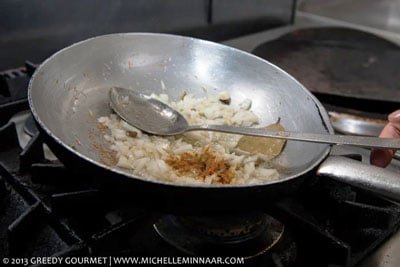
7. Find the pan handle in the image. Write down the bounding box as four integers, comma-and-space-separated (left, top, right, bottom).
317, 156, 400, 202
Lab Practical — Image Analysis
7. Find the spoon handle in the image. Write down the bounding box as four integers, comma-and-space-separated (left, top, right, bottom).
186, 124, 400, 150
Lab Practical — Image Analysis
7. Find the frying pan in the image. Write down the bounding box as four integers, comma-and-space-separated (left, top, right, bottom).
28, 33, 400, 212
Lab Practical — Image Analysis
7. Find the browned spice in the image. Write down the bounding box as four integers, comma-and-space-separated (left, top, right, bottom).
96, 123, 108, 132
91, 142, 117, 166
88, 122, 117, 167
165, 145, 236, 184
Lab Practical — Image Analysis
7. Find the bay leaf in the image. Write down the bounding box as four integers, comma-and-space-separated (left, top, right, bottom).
236, 121, 286, 160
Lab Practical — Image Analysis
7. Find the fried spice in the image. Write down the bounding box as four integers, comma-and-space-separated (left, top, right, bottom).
165, 145, 236, 184
92, 142, 117, 166
89, 122, 117, 166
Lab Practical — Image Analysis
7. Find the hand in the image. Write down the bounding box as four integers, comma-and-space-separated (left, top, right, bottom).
370, 110, 400, 167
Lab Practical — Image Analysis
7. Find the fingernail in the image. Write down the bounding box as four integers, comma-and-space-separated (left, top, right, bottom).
388, 110, 400, 122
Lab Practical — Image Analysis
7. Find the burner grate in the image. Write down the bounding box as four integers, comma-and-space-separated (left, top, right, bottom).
268, 179, 400, 267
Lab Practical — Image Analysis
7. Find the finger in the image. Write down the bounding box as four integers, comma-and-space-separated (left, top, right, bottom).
370, 110, 400, 167
370, 123, 397, 167
388, 109, 400, 125
370, 148, 393, 167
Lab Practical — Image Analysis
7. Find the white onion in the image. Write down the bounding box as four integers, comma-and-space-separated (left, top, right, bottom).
98, 93, 279, 185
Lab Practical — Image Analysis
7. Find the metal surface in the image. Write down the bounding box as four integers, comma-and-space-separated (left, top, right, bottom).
252, 27, 400, 104
223, 12, 400, 55
153, 212, 284, 257
109, 87, 190, 136
329, 111, 386, 137
328, 112, 400, 161
29, 32, 333, 188
317, 156, 400, 202
299, 0, 400, 35
111, 86, 400, 149
212, 0, 294, 24
28, 33, 400, 204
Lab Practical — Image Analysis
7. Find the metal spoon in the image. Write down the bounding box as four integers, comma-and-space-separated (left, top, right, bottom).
109, 87, 400, 150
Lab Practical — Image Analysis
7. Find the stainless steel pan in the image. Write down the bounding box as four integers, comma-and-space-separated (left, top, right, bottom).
28, 33, 400, 210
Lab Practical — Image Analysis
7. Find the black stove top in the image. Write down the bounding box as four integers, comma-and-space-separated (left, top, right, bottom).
1, 62, 400, 267
252, 27, 400, 116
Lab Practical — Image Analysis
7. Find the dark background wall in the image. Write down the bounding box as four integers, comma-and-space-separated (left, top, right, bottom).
0, 0, 295, 68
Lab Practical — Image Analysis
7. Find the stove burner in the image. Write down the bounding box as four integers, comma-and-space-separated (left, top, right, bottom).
252, 27, 400, 114
154, 212, 284, 258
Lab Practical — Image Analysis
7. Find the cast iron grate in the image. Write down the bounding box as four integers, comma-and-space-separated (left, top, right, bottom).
268, 178, 400, 267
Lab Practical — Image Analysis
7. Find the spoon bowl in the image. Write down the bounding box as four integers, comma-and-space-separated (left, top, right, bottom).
110, 87, 189, 135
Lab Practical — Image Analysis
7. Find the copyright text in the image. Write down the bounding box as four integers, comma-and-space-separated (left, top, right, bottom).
2, 256, 245, 265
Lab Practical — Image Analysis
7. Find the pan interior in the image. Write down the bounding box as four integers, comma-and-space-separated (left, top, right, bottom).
29, 33, 332, 186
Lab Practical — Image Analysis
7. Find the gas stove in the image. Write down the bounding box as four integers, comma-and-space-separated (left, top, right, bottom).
1, 107, 400, 266
2, 12, 400, 267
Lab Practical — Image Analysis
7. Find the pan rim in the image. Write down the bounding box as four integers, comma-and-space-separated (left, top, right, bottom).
28, 32, 334, 189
